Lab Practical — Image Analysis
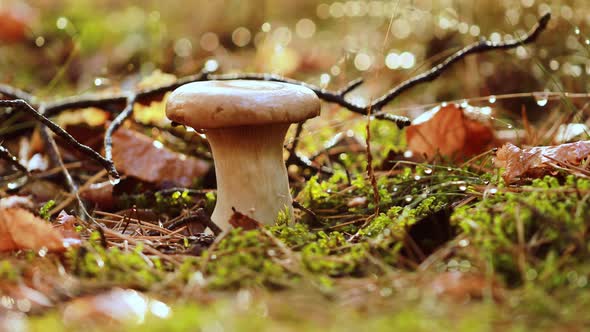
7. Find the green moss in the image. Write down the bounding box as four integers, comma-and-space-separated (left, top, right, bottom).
201, 229, 292, 289
67, 234, 166, 289
39, 200, 56, 220
453, 175, 590, 288
119, 189, 195, 215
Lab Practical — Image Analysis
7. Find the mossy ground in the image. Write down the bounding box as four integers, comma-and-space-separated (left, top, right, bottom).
3, 157, 590, 331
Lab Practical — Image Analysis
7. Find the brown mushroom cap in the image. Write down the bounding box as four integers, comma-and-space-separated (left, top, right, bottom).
166, 80, 320, 129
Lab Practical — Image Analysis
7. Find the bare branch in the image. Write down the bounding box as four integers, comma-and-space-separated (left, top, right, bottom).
104, 94, 136, 163
0, 83, 34, 102
370, 13, 551, 111
284, 122, 332, 175
42, 71, 209, 116
0, 144, 28, 174
0, 99, 119, 180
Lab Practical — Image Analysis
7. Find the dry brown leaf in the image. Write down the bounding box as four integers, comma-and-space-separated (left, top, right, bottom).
427, 272, 504, 302
112, 127, 210, 187
55, 211, 82, 245
406, 104, 496, 161
80, 181, 115, 210
62, 288, 170, 326
0, 7, 30, 43
0, 208, 80, 252
228, 208, 262, 230
495, 141, 590, 183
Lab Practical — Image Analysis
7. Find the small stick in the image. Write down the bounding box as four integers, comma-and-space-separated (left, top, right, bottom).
292, 200, 318, 223
0, 83, 34, 101
0, 99, 119, 180
104, 94, 136, 163
0, 144, 29, 174
37, 106, 85, 218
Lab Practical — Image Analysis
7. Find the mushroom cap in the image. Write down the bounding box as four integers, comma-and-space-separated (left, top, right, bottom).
165, 80, 321, 129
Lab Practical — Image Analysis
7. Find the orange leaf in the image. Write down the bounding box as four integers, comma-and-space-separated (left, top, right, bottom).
0, 9, 29, 43
112, 127, 210, 187
228, 208, 262, 230
406, 104, 496, 161
0, 208, 79, 252
495, 141, 590, 183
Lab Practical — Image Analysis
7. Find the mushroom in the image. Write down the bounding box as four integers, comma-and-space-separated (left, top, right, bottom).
166, 80, 320, 230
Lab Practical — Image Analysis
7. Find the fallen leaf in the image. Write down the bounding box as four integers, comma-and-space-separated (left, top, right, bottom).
80, 181, 115, 210
19, 180, 63, 203
427, 272, 504, 302
495, 141, 590, 183
406, 104, 496, 161
55, 211, 82, 246
112, 127, 210, 187
0, 5, 32, 43
62, 288, 170, 326
0, 208, 80, 252
228, 208, 262, 230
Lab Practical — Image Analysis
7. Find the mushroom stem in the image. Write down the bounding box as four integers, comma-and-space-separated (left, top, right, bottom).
206, 124, 293, 230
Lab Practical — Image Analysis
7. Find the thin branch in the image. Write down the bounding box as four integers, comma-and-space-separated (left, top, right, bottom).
36, 71, 411, 127
284, 121, 332, 174
292, 200, 318, 223
36, 103, 88, 219
287, 122, 305, 156
104, 94, 136, 163
287, 152, 333, 175
338, 78, 364, 96
43, 71, 209, 116
0, 99, 119, 180
370, 12, 551, 111
38, 124, 77, 192
0, 83, 34, 102
0, 144, 29, 174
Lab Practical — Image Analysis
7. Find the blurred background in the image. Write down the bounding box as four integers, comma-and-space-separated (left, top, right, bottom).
0, 0, 589, 124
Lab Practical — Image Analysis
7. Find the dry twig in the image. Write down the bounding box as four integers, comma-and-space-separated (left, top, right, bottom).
0, 99, 119, 179
0, 144, 28, 174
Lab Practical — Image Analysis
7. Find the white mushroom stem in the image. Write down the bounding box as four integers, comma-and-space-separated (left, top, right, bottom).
206, 124, 293, 230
